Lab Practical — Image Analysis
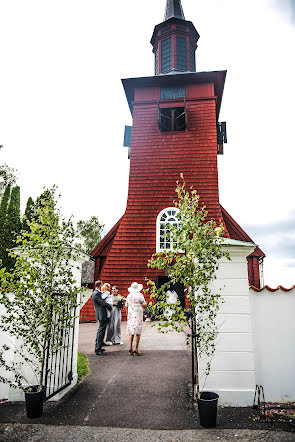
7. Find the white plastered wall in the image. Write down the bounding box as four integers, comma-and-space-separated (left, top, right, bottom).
198, 239, 256, 406
0, 299, 15, 401
250, 287, 295, 402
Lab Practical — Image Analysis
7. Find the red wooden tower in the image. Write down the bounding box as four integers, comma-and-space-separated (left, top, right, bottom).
81, 0, 264, 321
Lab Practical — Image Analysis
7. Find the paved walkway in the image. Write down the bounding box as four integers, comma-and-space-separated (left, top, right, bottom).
0, 322, 294, 441
79, 320, 188, 353
1, 424, 294, 442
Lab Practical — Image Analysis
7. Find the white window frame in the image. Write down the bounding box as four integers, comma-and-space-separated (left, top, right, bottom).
156, 207, 180, 253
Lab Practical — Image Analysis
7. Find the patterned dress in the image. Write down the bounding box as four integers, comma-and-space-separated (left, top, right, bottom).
126, 292, 146, 335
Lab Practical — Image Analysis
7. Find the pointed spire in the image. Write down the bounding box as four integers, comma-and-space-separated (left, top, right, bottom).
164, 0, 185, 21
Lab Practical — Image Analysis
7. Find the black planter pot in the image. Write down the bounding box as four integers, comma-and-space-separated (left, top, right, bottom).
197, 391, 219, 428
24, 385, 44, 419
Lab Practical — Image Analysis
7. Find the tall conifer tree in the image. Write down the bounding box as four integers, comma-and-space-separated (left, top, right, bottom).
22, 197, 34, 232
0, 185, 11, 267
0, 185, 11, 229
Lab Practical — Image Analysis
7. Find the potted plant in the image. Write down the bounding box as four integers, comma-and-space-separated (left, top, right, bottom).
146, 175, 230, 428
0, 188, 82, 418
23, 385, 45, 419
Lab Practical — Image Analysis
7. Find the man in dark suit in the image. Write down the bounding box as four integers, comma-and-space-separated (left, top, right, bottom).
92, 280, 112, 355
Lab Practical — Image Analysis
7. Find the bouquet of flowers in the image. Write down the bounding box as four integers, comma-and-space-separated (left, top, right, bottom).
143, 305, 154, 321
116, 295, 125, 310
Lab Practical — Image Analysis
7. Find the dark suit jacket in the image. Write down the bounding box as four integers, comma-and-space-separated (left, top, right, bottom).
92, 288, 112, 321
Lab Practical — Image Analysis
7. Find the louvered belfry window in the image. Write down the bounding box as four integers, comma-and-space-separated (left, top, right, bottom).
160, 87, 186, 100
176, 36, 187, 71
157, 102, 186, 132
161, 37, 172, 73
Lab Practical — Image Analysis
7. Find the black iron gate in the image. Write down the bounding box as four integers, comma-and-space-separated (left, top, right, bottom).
190, 315, 197, 399
43, 294, 77, 401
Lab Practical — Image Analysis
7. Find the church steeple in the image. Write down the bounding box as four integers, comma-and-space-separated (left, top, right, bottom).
164, 0, 185, 21
151, 0, 200, 76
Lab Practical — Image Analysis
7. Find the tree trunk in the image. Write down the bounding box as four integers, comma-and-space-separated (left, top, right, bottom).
194, 339, 200, 399
39, 305, 53, 389
192, 314, 200, 399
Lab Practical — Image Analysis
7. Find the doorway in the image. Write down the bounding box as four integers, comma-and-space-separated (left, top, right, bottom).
156, 276, 185, 309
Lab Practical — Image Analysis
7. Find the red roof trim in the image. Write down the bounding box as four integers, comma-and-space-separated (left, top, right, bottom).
250, 284, 295, 292
221, 206, 265, 258
91, 216, 123, 257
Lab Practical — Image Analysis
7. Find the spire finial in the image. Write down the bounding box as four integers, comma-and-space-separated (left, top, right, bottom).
164, 0, 185, 21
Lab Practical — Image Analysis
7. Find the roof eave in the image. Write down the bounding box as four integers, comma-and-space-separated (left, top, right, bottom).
91, 216, 123, 257
151, 18, 200, 46
122, 70, 227, 119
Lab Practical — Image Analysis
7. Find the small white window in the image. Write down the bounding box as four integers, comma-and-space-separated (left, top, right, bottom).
156, 207, 180, 252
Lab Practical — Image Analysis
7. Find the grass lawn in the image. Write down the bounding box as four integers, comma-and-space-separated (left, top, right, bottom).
77, 352, 90, 381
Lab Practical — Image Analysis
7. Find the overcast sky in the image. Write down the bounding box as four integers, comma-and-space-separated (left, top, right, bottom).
0, 0, 295, 287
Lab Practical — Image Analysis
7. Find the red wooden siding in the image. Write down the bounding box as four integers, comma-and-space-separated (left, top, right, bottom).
80, 80, 263, 322
186, 83, 214, 99
80, 218, 122, 322
134, 87, 160, 102
247, 256, 261, 290
87, 84, 228, 321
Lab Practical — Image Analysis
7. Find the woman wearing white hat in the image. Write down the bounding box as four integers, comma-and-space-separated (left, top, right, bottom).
126, 282, 147, 356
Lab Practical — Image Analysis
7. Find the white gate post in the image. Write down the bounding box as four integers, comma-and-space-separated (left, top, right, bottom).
198, 238, 257, 406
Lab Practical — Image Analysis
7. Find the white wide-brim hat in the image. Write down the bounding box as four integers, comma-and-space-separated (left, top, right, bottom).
128, 282, 143, 293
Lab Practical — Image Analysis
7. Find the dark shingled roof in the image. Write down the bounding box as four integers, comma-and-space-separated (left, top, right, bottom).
164, 0, 185, 21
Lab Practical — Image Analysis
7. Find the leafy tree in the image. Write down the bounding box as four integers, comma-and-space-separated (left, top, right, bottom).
32, 189, 55, 239
22, 197, 35, 232
0, 185, 11, 267
0, 164, 17, 199
3, 186, 21, 271
0, 187, 82, 391
76, 216, 104, 254
146, 176, 230, 399
35, 189, 53, 210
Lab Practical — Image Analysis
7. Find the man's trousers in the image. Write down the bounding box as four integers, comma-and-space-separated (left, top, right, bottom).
95, 319, 108, 353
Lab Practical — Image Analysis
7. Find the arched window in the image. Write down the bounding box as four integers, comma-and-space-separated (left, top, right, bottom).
156, 207, 180, 252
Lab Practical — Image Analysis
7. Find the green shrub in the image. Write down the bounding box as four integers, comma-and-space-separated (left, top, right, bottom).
77, 352, 89, 381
